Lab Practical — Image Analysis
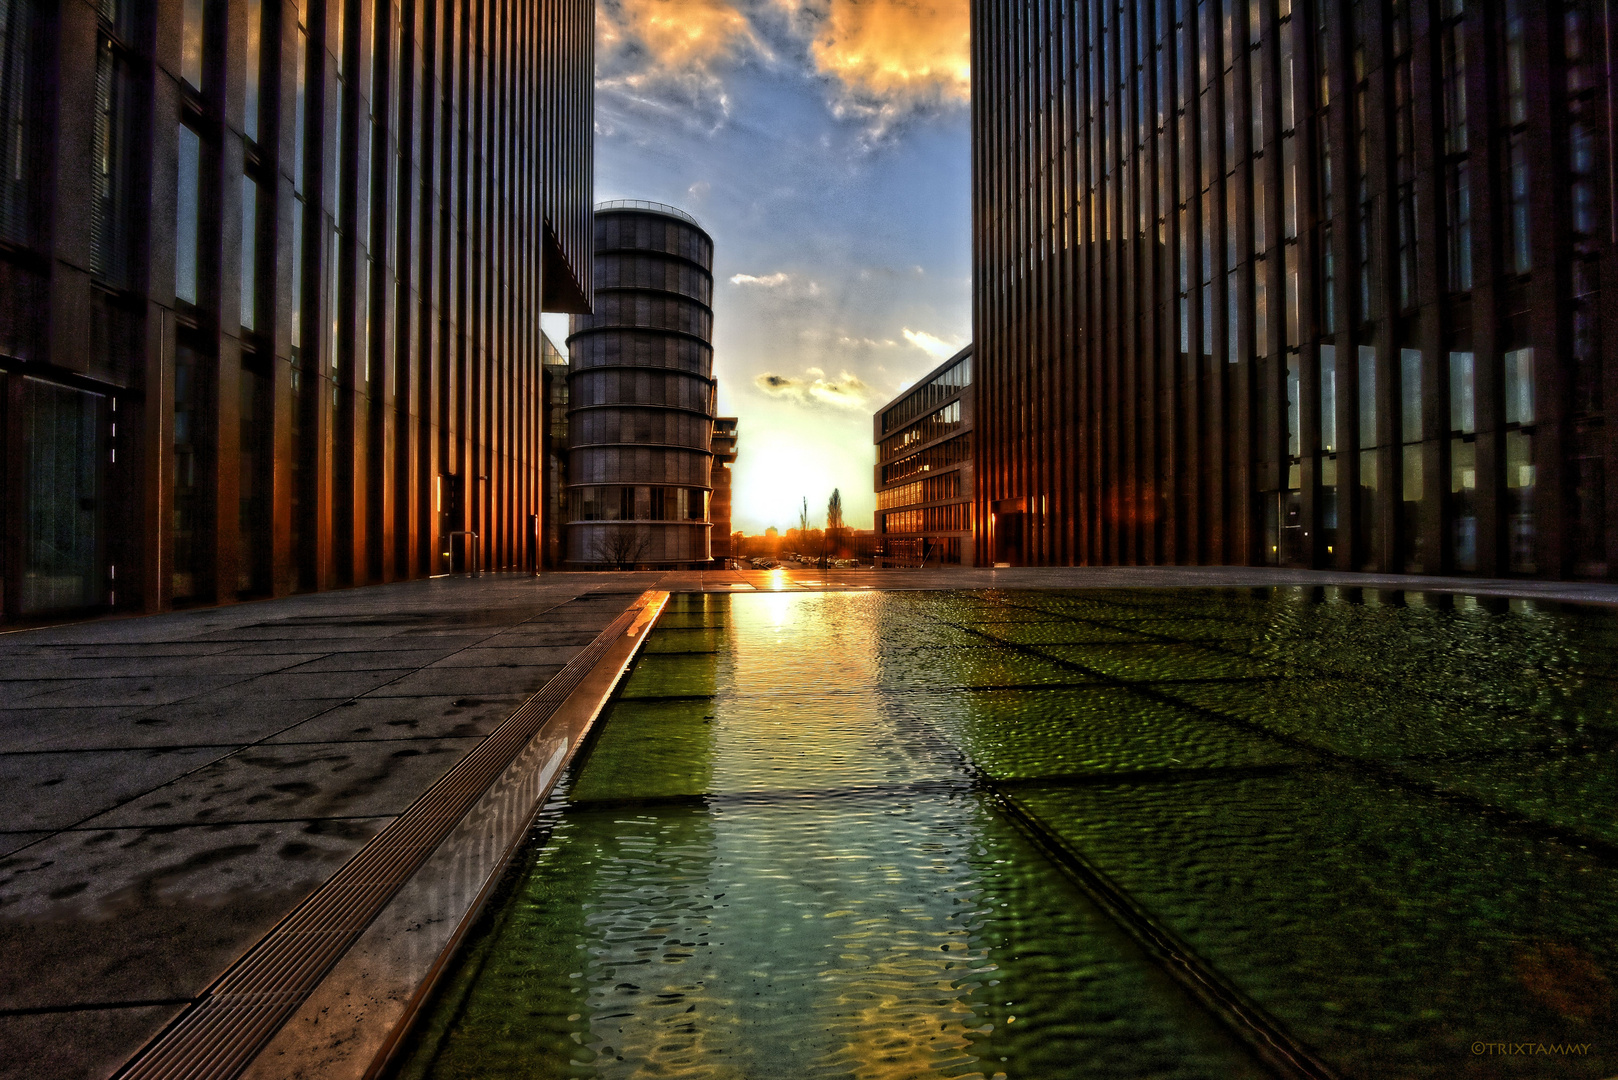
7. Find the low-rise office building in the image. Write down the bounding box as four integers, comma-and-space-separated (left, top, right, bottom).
873, 346, 974, 565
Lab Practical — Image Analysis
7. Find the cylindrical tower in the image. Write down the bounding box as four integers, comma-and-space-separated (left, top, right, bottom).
565, 201, 716, 567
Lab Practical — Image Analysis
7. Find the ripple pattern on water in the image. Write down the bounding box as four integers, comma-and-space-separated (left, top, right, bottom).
395, 587, 1618, 1080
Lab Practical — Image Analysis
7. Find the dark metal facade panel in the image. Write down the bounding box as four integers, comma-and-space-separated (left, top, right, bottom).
972, 0, 1618, 580
0, 0, 595, 623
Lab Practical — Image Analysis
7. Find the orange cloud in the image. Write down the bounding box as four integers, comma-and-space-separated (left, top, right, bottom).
614, 0, 758, 71
795, 0, 970, 104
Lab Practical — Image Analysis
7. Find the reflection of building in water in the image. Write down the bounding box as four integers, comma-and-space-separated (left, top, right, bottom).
973, 0, 1616, 580
710, 417, 738, 563
566, 202, 717, 568
873, 346, 974, 566
0, 0, 595, 622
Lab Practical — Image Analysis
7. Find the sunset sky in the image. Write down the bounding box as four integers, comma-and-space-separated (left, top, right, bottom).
543, 0, 971, 534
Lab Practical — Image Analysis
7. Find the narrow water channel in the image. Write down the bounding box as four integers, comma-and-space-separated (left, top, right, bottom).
393, 588, 1618, 1080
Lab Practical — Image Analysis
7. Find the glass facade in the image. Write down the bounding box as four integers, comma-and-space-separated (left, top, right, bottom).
972, 0, 1617, 578
566, 204, 717, 568
873, 345, 975, 566
0, 0, 597, 620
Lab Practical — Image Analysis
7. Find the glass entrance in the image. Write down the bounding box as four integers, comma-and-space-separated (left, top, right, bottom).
21, 377, 107, 613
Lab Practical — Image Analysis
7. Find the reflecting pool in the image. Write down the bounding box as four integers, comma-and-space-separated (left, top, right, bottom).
393, 589, 1618, 1079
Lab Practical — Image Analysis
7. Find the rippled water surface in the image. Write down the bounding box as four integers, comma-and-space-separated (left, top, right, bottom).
395, 588, 1618, 1079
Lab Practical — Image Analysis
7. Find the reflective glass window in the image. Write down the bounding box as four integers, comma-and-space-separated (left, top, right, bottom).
176, 124, 202, 305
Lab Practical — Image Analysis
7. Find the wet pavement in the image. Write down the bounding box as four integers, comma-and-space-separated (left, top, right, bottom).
0, 574, 659, 1080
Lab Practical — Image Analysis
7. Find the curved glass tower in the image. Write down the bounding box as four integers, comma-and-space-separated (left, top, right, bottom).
566, 202, 716, 567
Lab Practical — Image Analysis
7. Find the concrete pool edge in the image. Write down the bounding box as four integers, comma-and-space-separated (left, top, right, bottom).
114, 589, 670, 1080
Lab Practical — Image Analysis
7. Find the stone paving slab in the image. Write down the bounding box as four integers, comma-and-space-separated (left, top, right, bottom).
263, 695, 526, 744
0, 747, 238, 830
0, 1006, 189, 1080
0, 573, 653, 1080
0, 819, 390, 1011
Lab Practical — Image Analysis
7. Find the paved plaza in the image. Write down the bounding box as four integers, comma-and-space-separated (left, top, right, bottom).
1, 565, 1614, 1079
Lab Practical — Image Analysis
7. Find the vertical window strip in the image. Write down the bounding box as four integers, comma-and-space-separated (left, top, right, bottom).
0, 0, 31, 243
176, 124, 202, 305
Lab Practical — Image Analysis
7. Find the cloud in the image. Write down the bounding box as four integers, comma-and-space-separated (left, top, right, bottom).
596, 0, 968, 139
730, 271, 793, 287
836, 333, 898, 349
902, 326, 961, 358
606, 0, 762, 72
755, 369, 870, 409
800, 0, 969, 103
729, 271, 822, 295
595, 0, 768, 132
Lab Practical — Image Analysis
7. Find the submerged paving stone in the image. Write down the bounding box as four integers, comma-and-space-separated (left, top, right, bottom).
400, 587, 1618, 1080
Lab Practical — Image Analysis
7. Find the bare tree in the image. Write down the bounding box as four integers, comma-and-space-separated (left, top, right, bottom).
822, 488, 844, 569
590, 528, 650, 570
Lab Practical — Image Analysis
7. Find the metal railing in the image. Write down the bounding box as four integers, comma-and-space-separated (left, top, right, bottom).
594, 199, 703, 229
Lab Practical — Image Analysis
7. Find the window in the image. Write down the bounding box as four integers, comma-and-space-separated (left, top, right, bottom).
1286, 354, 1301, 457
1357, 345, 1376, 447
1319, 345, 1337, 451
1400, 348, 1421, 443
241, 173, 260, 330
1451, 437, 1478, 571
1391, 0, 1417, 308
1503, 348, 1534, 425
244, 0, 262, 140
0, 0, 32, 243
1448, 352, 1475, 434
21, 379, 107, 613
176, 124, 202, 305
182, 0, 205, 91
90, 8, 134, 285
173, 341, 206, 600
1440, 1, 1471, 291
1505, 428, 1535, 572
238, 358, 270, 594
1501, 0, 1530, 274
291, 20, 308, 354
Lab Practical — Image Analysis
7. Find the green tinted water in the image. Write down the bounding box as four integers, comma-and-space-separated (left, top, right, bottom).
394, 589, 1618, 1079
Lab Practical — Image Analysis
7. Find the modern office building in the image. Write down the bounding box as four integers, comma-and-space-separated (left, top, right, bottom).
0, 0, 595, 622
972, 0, 1616, 578
874, 346, 975, 565
711, 416, 738, 563
565, 201, 717, 567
